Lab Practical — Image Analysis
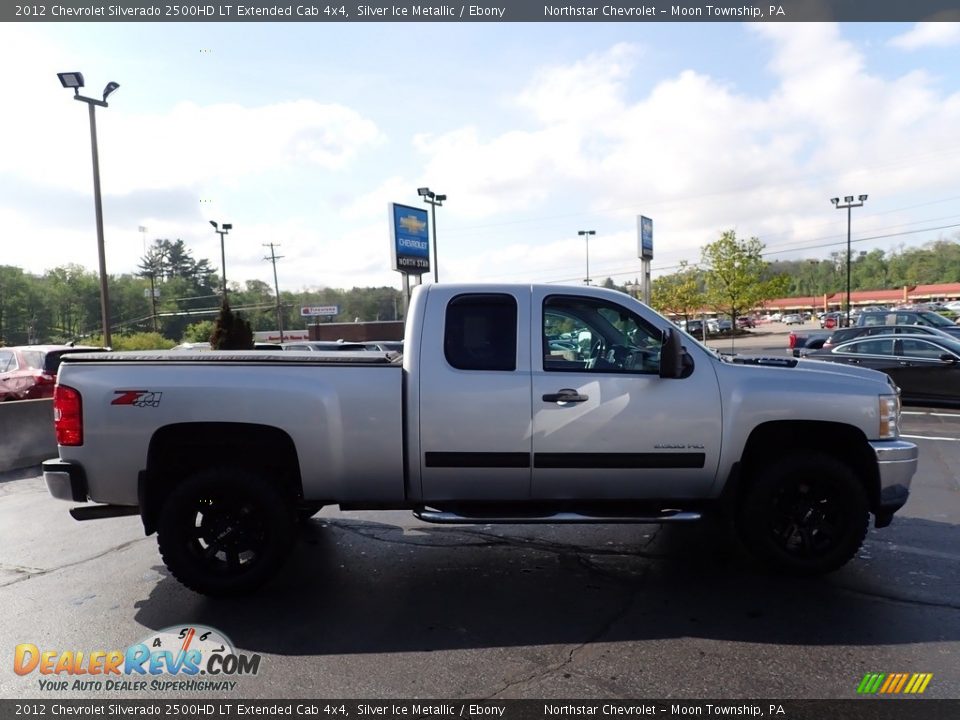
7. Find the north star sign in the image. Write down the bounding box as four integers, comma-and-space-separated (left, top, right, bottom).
389, 202, 430, 274
300, 305, 339, 317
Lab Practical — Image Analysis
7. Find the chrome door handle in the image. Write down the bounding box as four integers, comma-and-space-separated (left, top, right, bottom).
542, 389, 588, 403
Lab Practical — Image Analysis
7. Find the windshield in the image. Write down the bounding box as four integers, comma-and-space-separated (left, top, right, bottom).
919, 311, 954, 327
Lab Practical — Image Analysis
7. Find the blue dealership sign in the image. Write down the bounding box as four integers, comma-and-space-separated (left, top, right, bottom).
389, 202, 430, 274
639, 215, 653, 260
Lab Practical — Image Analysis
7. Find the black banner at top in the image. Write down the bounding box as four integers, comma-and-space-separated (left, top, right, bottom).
4, 0, 960, 22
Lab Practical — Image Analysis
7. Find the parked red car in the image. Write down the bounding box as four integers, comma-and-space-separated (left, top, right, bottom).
0, 345, 106, 401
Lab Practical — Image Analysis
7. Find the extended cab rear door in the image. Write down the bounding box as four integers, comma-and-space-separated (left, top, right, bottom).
530, 289, 722, 500
414, 287, 533, 503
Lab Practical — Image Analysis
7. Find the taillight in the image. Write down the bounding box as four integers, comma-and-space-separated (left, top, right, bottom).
788, 333, 797, 349
54, 384, 83, 446
34, 372, 56, 385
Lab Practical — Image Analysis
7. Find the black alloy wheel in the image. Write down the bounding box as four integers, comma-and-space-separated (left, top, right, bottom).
158, 469, 296, 596
739, 454, 869, 575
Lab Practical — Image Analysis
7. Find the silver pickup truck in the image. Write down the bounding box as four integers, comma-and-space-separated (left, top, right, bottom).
43, 284, 918, 595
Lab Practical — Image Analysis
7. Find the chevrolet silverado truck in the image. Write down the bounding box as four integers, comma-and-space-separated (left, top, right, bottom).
43, 284, 918, 596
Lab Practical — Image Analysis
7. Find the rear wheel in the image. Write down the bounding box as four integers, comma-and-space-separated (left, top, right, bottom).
738, 454, 869, 575
157, 469, 296, 596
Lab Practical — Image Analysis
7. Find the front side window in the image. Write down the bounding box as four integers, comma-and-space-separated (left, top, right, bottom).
444, 294, 517, 371
543, 296, 662, 373
915, 311, 954, 328
899, 339, 951, 360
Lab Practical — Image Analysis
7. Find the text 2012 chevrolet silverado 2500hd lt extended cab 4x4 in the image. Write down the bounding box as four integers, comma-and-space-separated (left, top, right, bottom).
43, 284, 918, 595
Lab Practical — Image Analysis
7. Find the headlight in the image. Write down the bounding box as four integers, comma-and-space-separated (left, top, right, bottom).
878, 394, 900, 439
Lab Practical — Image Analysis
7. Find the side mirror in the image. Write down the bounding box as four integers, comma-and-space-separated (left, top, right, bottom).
939, 354, 957, 364
659, 327, 684, 379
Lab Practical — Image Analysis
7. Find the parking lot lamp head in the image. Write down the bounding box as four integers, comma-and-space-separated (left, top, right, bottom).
57, 72, 85, 94
102, 81, 120, 102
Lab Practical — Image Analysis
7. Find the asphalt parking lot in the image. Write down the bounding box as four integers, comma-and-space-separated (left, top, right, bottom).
0, 323, 956, 701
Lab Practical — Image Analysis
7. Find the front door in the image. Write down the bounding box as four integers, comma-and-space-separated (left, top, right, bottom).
531, 290, 722, 500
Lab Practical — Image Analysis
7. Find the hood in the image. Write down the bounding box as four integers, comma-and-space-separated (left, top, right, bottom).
720, 353, 897, 394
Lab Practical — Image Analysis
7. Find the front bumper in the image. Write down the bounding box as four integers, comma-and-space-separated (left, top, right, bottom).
868, 439, 917, 526
42, 459, 88, 503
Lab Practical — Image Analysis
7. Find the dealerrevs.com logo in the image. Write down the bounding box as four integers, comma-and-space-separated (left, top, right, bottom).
14, 625, 261, 692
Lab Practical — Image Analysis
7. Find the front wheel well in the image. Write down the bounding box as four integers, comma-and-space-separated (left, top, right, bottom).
139, 422, 302, 535
734, 421, 880, 511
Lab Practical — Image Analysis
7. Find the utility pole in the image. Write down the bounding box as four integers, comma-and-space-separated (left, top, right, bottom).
147, 270, 158, 333
263, 243, 285, 342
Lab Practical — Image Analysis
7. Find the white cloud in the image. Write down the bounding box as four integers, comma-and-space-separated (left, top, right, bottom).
889, 22, 960, 50
398, 24, 960, 283
14, 100, 385, 196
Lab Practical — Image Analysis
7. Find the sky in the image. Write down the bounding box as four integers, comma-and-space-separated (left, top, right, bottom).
1, 20, 959, 296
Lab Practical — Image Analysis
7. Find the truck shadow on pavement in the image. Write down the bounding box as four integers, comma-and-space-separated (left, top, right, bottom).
133, 514, 960, 656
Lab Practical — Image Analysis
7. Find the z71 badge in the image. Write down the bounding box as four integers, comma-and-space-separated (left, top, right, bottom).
111, 390, 163, 407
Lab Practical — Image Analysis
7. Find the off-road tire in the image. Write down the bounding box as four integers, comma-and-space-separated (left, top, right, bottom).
738, 454, 869, 575
157, 468, 297, 596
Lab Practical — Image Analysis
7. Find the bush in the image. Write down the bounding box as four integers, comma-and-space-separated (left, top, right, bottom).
182, 320, 216, 344
89, 332, 176, 350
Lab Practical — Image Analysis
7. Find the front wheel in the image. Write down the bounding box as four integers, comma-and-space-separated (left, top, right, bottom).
738, 454, 869, 575
157, 469, 297, 596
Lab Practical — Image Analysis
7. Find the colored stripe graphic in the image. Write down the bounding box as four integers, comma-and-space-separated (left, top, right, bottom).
879, 674, 897, 693
858, 673, 932, 694
857, 673, 885, 694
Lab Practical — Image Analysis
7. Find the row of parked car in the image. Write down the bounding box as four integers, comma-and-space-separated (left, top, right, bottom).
0, 340, 404, 401
797, 314, 960, 407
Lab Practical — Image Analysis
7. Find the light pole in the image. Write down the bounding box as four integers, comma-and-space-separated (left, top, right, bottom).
578, 230, 596, 285
209, 221, 232, 302
830, 194, 868, 327
57, 71, 120, 347
418, 187, 446, 283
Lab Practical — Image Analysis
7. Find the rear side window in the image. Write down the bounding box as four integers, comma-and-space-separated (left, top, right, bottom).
444, 294, 517, 371
844, 339, 894, 355
22, 351, 45, 370
0, 351, 15, 373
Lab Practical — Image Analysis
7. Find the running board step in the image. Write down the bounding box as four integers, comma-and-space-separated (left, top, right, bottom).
70, 505, 140, 521
412, 509, 702, 524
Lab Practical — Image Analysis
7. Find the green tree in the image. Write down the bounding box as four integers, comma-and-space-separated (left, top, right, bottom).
701, 230, 789, 324
182, 320, 216, 343
210, 302, 254, 350
650, 261, 705, 322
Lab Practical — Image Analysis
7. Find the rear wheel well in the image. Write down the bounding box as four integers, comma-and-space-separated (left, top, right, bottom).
140, 423, 302, 535
735, 421, 880, 511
